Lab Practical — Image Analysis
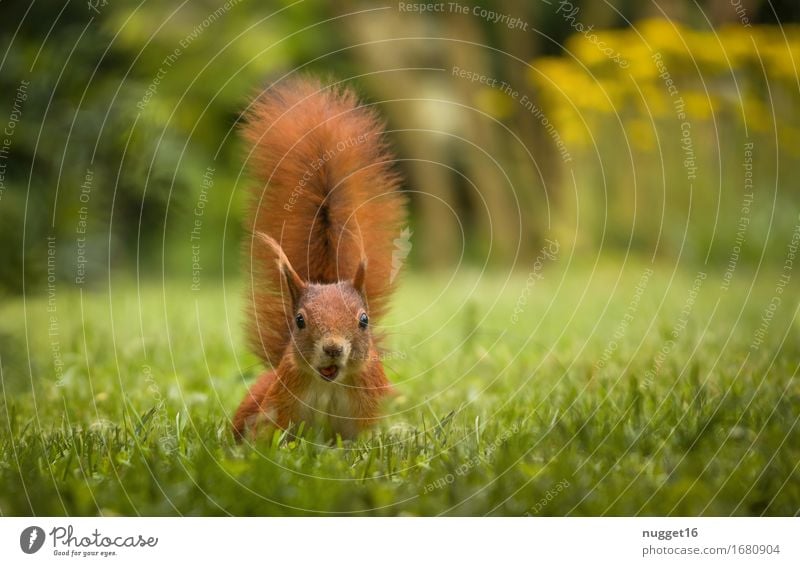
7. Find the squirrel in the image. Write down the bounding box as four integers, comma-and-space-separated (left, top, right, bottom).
232, 77, 406, 441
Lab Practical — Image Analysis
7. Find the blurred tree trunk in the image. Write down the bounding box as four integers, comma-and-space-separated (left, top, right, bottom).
448, 13, 522, 264
344, 15, 462, 268
343, 6, 558, 268
497, 0, 559, 263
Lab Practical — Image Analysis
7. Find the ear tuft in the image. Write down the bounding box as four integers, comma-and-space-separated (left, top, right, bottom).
256, 232, 307, 306
352, 257, 367, 296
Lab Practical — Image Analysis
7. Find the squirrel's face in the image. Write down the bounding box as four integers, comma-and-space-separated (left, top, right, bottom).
258, 233, 373, 384
291, 282, 372, 382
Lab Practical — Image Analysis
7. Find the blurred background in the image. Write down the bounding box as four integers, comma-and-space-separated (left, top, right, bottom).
2, 0, 800, 517
0, 0, 798, 292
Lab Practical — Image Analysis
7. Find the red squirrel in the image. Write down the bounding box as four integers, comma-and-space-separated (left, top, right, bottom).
232, 77, 406, 441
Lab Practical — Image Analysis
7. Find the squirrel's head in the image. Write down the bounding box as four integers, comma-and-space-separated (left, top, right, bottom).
259, 233, 373, 383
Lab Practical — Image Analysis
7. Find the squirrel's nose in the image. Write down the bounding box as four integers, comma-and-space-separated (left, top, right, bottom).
323, 343, 344, 359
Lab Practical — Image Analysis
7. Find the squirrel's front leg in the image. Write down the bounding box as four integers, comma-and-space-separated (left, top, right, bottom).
232, 370, 280, 441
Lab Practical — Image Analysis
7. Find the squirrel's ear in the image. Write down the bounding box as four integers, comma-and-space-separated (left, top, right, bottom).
256, 232, 307, 306
352, 257, 367, 296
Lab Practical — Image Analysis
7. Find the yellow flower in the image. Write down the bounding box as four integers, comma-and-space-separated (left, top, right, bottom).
737, 96, 772, 132
762, 43, 800, 80
687, 31, 729, 72
473, 87, 515, 120
565, 28, 629, 70
718, 24, 758, 66
626, 42, 661, 80
639, 18, 689, 58
635, 84, 671, 118
625, 118, 656, 151
683, 91, 716, 120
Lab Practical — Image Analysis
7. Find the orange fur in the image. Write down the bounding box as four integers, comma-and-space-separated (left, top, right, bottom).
241, 76, 405, 367
232, 345, 391, 441
234, 77, 405, 441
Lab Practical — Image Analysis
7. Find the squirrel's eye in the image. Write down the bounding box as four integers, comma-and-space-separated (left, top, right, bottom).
358, 312, 369, 329
295, 313, 306, 329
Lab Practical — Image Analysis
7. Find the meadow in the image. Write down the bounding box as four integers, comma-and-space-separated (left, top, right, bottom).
1, 264, 798, 516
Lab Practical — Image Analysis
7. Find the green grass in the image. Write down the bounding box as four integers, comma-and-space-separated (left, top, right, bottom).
1, 263, 798, 516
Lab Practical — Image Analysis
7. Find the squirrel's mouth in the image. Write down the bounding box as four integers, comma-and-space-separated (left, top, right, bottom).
318, 365, 340, 381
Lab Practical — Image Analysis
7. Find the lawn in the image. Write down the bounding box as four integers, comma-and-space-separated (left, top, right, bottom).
1, 263, 798, 516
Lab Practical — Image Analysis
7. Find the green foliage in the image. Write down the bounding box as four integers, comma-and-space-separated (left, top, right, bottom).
4, 3, 799, 295
0, 1, 347, 293
1, 268, 797, 515
531, 20, 800, 263
2, 6, 179, 292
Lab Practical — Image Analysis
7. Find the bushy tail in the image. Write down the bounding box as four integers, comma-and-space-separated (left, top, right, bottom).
241, 76, 406, 366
